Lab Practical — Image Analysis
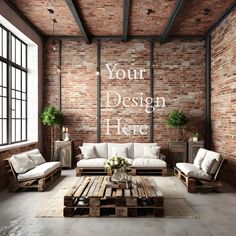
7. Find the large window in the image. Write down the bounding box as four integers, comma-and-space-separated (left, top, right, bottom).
0, 24, 27, 146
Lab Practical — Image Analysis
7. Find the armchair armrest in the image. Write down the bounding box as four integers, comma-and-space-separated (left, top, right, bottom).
76, 154, 84, 161
159, 154, 166, 161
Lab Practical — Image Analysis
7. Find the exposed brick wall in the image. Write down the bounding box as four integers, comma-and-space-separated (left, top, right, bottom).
211, 11, 236, 187
43, 39, 205, 158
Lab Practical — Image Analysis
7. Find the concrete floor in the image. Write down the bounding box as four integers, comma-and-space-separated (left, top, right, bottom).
0, 169, 235, 236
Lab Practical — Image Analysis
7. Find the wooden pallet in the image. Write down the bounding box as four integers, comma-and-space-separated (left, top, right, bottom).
64, 176, 164, 217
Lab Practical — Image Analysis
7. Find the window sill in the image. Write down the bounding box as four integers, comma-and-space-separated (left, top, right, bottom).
0, 141, 38, 152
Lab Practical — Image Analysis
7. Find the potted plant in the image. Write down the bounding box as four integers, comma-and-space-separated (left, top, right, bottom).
167, 109, 188, 141
41, 105, 64, 161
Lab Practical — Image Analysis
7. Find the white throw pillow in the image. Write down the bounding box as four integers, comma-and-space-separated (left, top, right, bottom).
143, 146, 160, 159
201, 156, 216, 173
80, 146, 97, 159
28, 153, 46, 166
10, 153, 35, 174
111, 146, 128, 158
193, 148, 207, 168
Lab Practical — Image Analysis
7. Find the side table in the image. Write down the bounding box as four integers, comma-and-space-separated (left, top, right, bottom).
188, 140, 204, 163
168, 141, 187, 168
54, 140, 72, 168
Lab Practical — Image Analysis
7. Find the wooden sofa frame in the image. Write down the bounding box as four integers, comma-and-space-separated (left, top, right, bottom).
174, 159, 224, 193
4, 158, 62, 192
76, 167, 167, 177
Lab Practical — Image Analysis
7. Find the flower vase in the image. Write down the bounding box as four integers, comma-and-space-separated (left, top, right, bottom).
112, 168, 123, 182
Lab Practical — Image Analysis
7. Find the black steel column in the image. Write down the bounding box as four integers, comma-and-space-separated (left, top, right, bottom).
205, 34, 211, 149
150, 41, 154, 142
58, 40, 62, 111
97, 42, 101, 143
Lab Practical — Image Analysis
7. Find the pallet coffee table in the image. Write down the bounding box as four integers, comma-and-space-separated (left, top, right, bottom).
64, 176, 164, 217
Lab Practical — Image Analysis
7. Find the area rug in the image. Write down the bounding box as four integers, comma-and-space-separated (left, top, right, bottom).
36, 176, 199, 218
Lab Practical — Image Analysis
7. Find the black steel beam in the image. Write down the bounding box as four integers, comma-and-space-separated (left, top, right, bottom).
206, 1, 236, 36
123, 0, 131, 41
205, 35, 211, 149
2, 0, 44, 39
58, 41, 62, 112
96, 42, 101, 143
65, 0, 91, 44
150, 41, 154, 142
160, 0, 187, 44
46, 35, 203, 42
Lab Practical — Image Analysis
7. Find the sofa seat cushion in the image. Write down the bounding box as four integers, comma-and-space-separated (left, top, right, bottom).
176, 163, 212, 181
77, 158, 107, 168
17, 162, 61, 182
133, 143, 158, 159
83, 143, 108, 159
132, 158, 166, 168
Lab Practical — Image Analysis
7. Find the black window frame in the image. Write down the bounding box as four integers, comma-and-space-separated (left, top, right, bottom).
0, 24, 27, 146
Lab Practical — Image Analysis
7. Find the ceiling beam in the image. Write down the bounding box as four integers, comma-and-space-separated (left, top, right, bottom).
65, 0, 91, 44
160, 0, 187, 44
2, 0, 44, 39
123, 0, 131, 41
206, 1, 236, 37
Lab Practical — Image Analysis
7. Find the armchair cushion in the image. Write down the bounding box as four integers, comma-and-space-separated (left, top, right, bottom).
28, 153, 46, 166
201, 150, 221, 174
176, 163, 212, 181
10, 153, 35, 174
193, 148, 207, 168
17, 162, 61, 182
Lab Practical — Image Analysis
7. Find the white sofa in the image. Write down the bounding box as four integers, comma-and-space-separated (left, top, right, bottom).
5, 149, 62, 192
174, 148, 224, 193
76, 143, 167, 176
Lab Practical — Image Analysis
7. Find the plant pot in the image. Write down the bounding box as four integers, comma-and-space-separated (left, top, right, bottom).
193, 137, 198, 142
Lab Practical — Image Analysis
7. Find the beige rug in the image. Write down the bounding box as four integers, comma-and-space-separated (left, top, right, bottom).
36, 176, 199, 218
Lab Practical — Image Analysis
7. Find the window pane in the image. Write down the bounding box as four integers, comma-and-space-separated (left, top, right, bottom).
16, 99, 21, 118
2, 88, 7, 97
22, 93, 26, 100
2, 29, 7, 59
22, 44, 26, 68
16, 69, 21, 90
12, 119, 15, 143
3, 97, 7, 118
12, 67, 15, 89
0, 119, 2, 144
11, 36, 16, 63
15, 39, 21, 65
22, 119, 26, 140
11, 99, 15, 118
16, 119, 21, 142
0, 97, 2, 117
3, 119, 7, 143
0, 62, 2, 86
16, 91, 21, 99
2, 63, 7, 87
22, 101, 26, 118
0, 28, 2, 57
22, 72, 26, 92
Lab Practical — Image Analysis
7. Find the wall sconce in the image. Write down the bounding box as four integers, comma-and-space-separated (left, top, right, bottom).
56, 66, 61, 74
96, 70, 100, 76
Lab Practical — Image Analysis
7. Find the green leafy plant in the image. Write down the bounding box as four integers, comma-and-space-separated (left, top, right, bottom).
167, 109, 188, 128
41, 105, 64, 160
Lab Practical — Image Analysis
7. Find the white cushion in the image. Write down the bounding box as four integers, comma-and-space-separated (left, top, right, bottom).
209, 156, 222, 174
83, 143, 108, 158
108, 143, 134, 159
143, 146, 160, 159
201, 151, 221, 174
80, 146, 97, 159
10, 153, 35, 174
132, 158, 166, 168
133, 143, 158, 159
17, 162, 61, 182
176, 162, 212, 181
77, 158, 107, 168
193, 148, 207, 168
28, 153, 46, 166
111, 146, 128, 158
26, 149, 40, 155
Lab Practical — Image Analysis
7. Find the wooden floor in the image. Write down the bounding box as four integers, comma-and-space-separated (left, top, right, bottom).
64, 176, 164, 217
